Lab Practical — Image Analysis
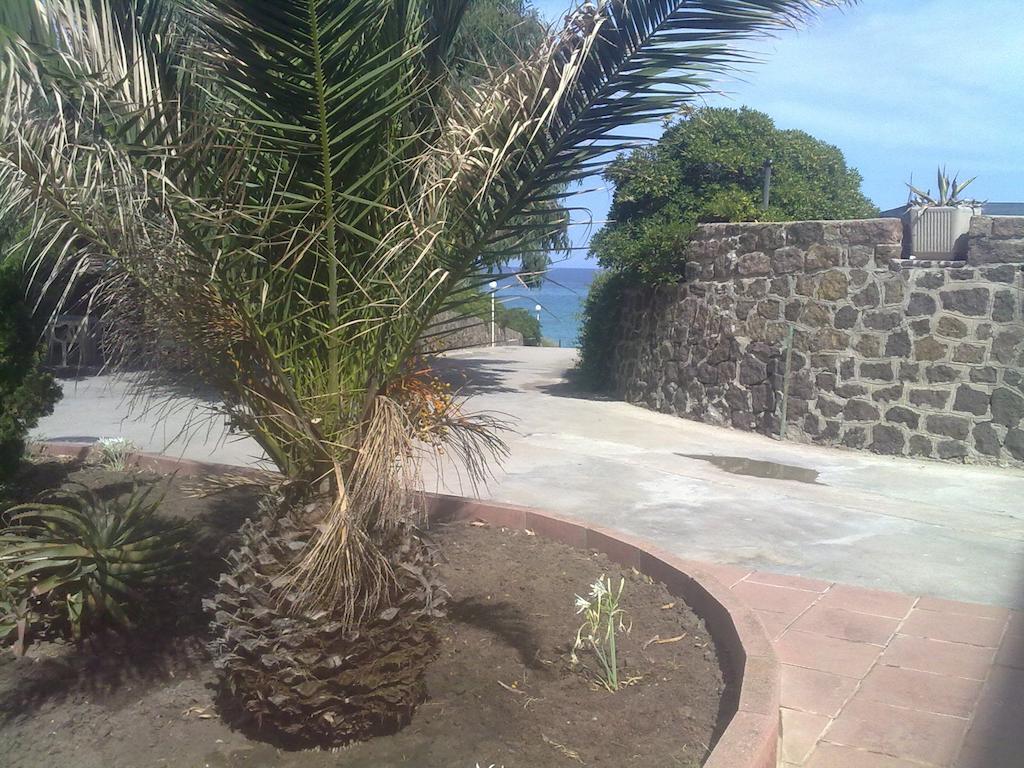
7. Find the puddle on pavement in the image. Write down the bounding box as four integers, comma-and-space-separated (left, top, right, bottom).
677, 454, 823, 485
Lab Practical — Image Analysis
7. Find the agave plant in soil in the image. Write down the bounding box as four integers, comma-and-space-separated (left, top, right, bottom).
0, 0, 844, 747
0, 483, 188, 654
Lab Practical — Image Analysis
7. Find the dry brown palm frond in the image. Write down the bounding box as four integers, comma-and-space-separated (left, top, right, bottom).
280, 396, 419, 621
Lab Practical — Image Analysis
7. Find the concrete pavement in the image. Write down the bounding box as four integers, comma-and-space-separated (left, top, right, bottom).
34, 346, 1024, 607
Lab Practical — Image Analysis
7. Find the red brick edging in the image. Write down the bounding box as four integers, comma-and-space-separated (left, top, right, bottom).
33, 442, 781, 768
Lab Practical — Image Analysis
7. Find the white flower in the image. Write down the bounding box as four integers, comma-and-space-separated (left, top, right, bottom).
574, 594, 591, 614
589, 576, 608, 599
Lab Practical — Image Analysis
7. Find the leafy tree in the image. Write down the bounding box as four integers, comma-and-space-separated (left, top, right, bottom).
0, 0, 841, 746
497, 306, 542, 345
591, 106, 878, 280
0, 259, 61, 482
579, 106, 876, 388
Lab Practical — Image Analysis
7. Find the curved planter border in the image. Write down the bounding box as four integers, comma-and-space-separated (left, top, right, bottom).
33, 441, 780, 768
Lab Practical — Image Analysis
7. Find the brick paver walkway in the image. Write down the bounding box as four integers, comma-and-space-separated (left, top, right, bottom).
703, 563, 1023, 768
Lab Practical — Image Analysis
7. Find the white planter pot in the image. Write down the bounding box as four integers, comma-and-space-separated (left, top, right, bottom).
905, 205, 980, 260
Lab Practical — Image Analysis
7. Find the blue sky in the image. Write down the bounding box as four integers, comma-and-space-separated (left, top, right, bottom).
531, 0, 1024, 267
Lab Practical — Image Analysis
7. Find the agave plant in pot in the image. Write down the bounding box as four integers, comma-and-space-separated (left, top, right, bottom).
0, 0, 841, 750
905, 166, 983, 260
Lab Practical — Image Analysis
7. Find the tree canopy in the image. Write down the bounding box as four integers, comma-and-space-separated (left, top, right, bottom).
591, 106, 878, 280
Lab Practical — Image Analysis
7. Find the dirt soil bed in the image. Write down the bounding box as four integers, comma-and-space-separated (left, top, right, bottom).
0, 460, 726, 767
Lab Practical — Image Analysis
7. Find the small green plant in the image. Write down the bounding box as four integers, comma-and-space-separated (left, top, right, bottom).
907, 166, 979, 207
571, 574, 631, 691
0, 482, 188, 651
96, 437, 138, 471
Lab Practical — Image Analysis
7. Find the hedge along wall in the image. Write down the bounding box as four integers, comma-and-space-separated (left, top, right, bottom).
611, 217, 1024, 466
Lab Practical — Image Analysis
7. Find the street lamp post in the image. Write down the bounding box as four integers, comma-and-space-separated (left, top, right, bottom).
534, 303, 541, 324
489, 280, 498, 347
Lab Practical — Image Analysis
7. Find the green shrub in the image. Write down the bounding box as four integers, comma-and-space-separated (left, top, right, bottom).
577, 271, 632, 391
0, 260, 62, 482
0, 483, 188, 650
459, 288, 543, 345
591, 107, 878, 280
497, 306, 542, 345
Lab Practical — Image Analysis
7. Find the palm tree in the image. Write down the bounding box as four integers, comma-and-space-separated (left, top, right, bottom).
0, 0, 843, 747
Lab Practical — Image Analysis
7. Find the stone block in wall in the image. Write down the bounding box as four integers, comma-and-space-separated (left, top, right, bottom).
900, 362, 921, 382
872, 384, 905, 403
839, 218, 903, 245
913, 336, 948, 361
913, 270, 945, 289
843, 399, 880, 421
909, 435, 934, 457
926, 414, 971, 441
993, 290, 1017, 322
786, 221, 826, 248
886, 406, 920, 429
1006, 430, 1024, 460
817, 394, 843, 417
982, 265, 1018, 283
1005, 370, 1024, 394
949, 267, 977, 281
841, 427, 867, 448
907, 292, 937, 316
992, 218, 1024, 238
973, 422, 1002, 456
808, 328, 849, 352
801, 302, 832, 328
909, 388, 950, 409
937, 440, 969, 460
939, 287, 991, 316
874, 243, 902, 268
771, 246, 804, 274
852, 283, 880, 307
925, 364, 958, 383
854, 334, 881, 357
836, 382, 867, 398
880, 331, 908, 357
817, 270, 849, 300
870, 425, 906, 455
936, 315, 968, 338
864, 310, 902, 331
954, 385, 990, 416
860, 361, 894, 381
849, 269, 870, 288
848, 245, 873, 268
883, 279, 906, 306
952, 343, 986, 364
992, 329, 1024, 365
967, 216, 1024, 265
834, 305, 859, 329
970, 366, 999, 384
991, 388, 1024, 428
806, 245, 842, 271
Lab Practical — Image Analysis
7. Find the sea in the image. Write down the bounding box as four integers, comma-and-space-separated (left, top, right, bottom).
494, 267, 600, 348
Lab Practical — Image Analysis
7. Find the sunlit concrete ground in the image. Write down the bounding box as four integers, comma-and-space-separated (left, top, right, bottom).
35, 345, 1024, 607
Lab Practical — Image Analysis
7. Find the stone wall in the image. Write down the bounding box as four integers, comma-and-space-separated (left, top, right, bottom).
968, 215, 1024, 265
612, 217, 1024, 466
422, 310, 523, 352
